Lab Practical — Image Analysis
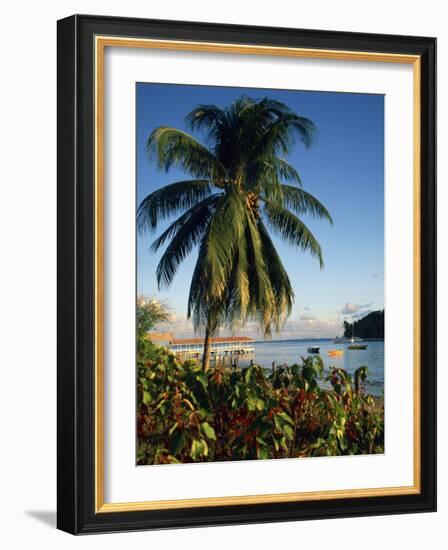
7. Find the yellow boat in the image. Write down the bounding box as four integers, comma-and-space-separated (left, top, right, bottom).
328, 349, 343, 357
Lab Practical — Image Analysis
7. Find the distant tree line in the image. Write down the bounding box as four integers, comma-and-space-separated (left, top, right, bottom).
343, 310, 384, 339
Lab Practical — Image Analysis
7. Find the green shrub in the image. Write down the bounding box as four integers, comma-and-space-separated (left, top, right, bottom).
137, 342, 384, 465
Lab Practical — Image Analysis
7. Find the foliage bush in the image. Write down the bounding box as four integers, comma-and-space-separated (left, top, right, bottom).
137, 341, 384, 465
136, 296, 172, 339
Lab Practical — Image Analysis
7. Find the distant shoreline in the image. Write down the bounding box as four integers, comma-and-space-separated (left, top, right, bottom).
253, 337, 385, 344
254, 337, 333, 344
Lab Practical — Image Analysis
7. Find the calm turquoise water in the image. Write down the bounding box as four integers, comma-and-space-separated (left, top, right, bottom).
239, 339, 384, 396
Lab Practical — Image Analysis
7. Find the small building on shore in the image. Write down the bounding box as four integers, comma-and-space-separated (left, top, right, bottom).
148, 332, 255, 360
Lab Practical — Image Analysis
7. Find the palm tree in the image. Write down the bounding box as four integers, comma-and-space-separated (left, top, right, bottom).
138, 97, 333, 370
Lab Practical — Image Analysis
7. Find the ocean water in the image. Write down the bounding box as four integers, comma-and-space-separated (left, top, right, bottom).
239, 339, 384, 396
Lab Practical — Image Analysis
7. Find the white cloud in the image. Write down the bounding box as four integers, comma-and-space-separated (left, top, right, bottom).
299, 313, 316, 321
151, 299, 378, 340
156, 313, 341, 340
341, 303, 358, 315
278, 318, 340, 339
155, 313, 196, 337
340, 302, 372, 315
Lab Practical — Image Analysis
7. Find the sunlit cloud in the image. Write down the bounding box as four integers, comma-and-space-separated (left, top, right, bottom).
299, 313, 316, 321
152, 299, 378, 340
340, 302, 372, 315
156, 313, 341, 340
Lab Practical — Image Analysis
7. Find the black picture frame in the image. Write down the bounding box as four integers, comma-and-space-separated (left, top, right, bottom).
57, 14, 436, 534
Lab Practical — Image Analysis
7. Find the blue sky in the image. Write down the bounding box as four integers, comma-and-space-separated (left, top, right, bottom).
136, 83, 384, 339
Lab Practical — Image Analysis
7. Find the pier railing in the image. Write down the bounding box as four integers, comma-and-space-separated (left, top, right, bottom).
172, 346, 255, 367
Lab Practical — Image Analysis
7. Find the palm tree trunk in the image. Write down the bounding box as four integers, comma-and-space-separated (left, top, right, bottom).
202, 323, 213, 371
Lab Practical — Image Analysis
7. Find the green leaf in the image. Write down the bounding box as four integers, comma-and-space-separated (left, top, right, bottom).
169, 422, 178, 435
246, 398, 257, 412
257, 446, 270, 460
282, 424, 294, 440
171, 433, 186, 455
277, 411, 294, 425
201, 438, 209, 457
255, 398, 265, 411
244, 368, 252, 384
196, 373, 209, 390
190, 439, 202, 460
201, 422, 216, 441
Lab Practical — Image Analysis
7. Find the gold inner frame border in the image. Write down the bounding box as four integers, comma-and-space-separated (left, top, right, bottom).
94, 36, 421, 513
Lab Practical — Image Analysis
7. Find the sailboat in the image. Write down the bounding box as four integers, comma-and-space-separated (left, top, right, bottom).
347, 323, 368, 350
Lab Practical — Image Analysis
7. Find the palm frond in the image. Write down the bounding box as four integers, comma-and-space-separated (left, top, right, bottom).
262, 199, 324, 268
271, 158, 303, 185
185, 104, 228, 142
243, 210, 277, 335
224, 234, 250, 325
188, 190, 245, 326
254, 113, 316, 159
187, 238, 227, 331
246, 157, 302, 189
137, 179, 212, 233
187, 238, 212, 329
201, 190, 247, 299
146, 127, 224, 180
187, 191, 248, 329
153, 195, 221, 289
257, 219, 294, 328
278, 185, 333, 224
150, 194, 221, 252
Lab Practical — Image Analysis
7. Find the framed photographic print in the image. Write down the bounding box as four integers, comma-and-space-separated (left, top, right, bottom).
57, 14, 436, 534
